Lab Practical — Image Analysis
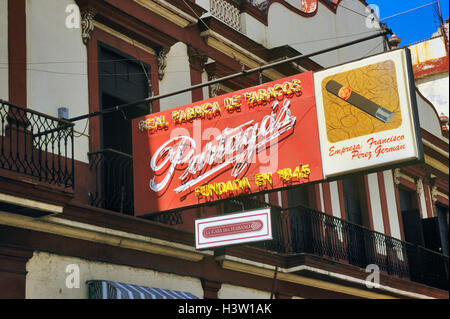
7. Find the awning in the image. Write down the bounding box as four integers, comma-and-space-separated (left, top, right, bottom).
87, 280, 199, 299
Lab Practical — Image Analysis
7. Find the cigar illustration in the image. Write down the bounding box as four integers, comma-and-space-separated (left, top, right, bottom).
325, 80, 394, 123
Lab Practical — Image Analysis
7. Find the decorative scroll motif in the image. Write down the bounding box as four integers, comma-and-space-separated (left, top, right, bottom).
431, 185, 438, 204
187, 46, 208, 72
393, 168, 401, 185
210, 0, 241, 32
416, 178, 423, 196
81, 8, 96, 45
157, 48, 168, 81
208, 76, 220, 97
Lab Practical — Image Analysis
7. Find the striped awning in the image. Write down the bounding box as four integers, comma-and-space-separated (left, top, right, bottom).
87, 280, 199, 299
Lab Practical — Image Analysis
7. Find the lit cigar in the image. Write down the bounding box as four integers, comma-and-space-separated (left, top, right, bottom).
325, 80, 394, 123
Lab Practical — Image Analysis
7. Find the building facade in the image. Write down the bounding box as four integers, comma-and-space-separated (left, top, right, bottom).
0, 0, 448, 299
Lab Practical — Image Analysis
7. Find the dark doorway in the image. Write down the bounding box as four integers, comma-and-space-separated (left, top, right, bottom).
287, 185, 310, 209
98, 43, 151, 153
398, 187, 427, 284
92, 43, 151, 215
342, 176, 366, 268
398, 188, 425, 246
436, 204, 449, 256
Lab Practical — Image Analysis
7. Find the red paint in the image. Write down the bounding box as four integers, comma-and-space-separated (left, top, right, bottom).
132, 72, 323, 215
392, 181, 406, 241
337, 180, 346, 219
189, 66, 204, 103
313, 184, 323, 211
377, 172, 391, 236
362, 175, 374, 230
8, 0, 27, 106
321, 182, 333, 215
413, 56, 449, 79
423, 180, 434, 218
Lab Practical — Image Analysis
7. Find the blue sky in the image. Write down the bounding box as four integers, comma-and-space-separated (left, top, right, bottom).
370, 0, 449, 46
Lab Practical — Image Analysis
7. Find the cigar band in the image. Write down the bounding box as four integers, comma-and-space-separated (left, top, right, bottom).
338, 86, 352, 100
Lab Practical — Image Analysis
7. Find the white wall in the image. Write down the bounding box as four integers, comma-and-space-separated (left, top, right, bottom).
240, 12, 267, 46
218, 283, 270, 299
383, 170, 401, 240
416, 72, 449, 118
416, 89, 445, 139
26, 0, 89, 163
329, 181, 341, 218
367, 173, 385, 234
0, 0, 8, 101
26, 251, 203, 299
201, 70, 210, 99
158, 42, 192, 111
266, 0, 384, 68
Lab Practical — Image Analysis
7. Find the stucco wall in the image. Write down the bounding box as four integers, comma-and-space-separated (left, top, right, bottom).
26, 251, 203, 299
266, 0, 384, 67
416, 89, 445, 139
158, 42, 192, 111
218, 283, 271, 299
416, 72, 449, 118
26, 0, 90, 163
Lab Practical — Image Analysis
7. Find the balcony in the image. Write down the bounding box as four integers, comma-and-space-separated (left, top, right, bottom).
5, 94, 440, 292
0, 100, 74, 187
209, 0, 242, 32
251, 206, 449, 291
88, 149, 134, 215
0, 100, 74, 216
83, 147, 448, 292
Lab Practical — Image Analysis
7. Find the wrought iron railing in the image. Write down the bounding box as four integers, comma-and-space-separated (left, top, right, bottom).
0, 99, 74, 188
252, 206, 449, 291
210, 0, 242, 31
88, 149, 134, 215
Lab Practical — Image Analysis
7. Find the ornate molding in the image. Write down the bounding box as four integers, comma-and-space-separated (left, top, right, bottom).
208, 76, 220, 97
187, 45, 208, 72
81, 8, 96, 45
416, 178, 424, 196
431, 185, 438, 204
157, 48, 168, 81
393, 168, 401, 185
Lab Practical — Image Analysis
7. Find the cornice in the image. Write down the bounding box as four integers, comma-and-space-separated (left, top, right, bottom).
215, 254, 439, 299
76, 0, 179, 50
241, 0, 372, 26
133, 0, 198, 28
200, 29, 285, 81
0, 209, 212, 262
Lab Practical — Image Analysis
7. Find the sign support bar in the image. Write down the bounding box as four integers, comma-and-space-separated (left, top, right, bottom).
69, 30, 392, 122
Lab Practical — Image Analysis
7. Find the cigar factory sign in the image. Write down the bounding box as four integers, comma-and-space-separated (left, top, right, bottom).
132, 71, 322, 215
132, 48, 422, 216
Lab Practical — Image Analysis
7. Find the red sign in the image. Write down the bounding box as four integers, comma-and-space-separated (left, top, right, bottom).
132, 72, 322, 215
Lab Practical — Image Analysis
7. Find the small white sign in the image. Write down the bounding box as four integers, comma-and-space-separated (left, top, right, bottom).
195, 208, 272, 250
